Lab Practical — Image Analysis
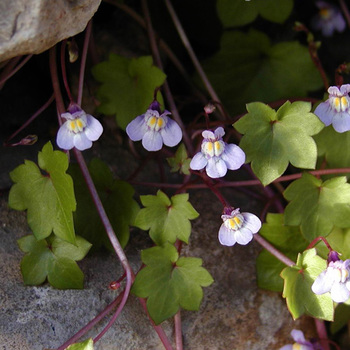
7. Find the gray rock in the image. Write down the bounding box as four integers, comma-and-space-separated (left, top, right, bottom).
0, 0, 101, 62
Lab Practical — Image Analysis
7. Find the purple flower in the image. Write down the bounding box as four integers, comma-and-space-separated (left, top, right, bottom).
57, 104, 103, 151
311, 1, 346, 37
126, 101, 182, 152
314, 84, 350, 133
190, 127, 245, 178
280, 329, 320, 350
312, 252, 350, 303
218, 207, 261, 246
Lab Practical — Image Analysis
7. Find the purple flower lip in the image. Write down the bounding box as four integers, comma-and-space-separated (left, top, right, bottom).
190, 127, 245, 179
56, 107, 103, 151
126, 101, 182, 152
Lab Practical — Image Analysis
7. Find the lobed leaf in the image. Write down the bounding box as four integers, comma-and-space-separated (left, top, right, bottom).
9, 142, 76, 244
280, 249, 334, 320
217, 0, 293, 27
133, 190, 199, 245
67, 338, 94, 350
131, 243, 213, 324
284, 173, 350, 241
234, 101, 324, 185
92, 55, 166, 129
200, 30, 323, 114
17, 234, 91, 289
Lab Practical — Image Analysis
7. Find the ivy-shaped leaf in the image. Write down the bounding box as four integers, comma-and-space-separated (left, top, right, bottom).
284, 173, 350, 241
92, 54, 166, 129
66, 338, 94, 350
234, 101, 324, 185
166, 143, 191, 175
256, 213, 308, 292
131, 243, 214, 324
314, 125, 350, 171
69, 158, 139, 250
8, 142, 76, 244
280, 249, 334, 321
217, 0, 293, 27
133, 190, 199, 245
200, 30, 323, 114
17, 234, 91, 289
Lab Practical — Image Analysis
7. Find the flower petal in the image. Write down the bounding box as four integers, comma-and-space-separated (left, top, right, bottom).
218, 225, 236, 246
241, 213, 261, 233
142, 130, 163, 151
234, 227, 253, 245
190, 152, 208, 170
206, 157, 227, 178
84, 115, 103, 141
160, 118, 182, 147
312, 270, 333, 295
56, 123, 74, 150
73, 132, 93, 151
221, 144, 246, 170
314, 101, 333, 126
330, 282, 350, 303
332, 111, 350, 133
126, 115, 147, 141
290, 329, 306, 343
202, 129, 216, 141
214, 127, 225, 139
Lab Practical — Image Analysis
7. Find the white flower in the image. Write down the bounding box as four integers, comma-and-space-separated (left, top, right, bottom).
218, 207, 261, 246
57, 105, 103, 151
190, 127, 245, 179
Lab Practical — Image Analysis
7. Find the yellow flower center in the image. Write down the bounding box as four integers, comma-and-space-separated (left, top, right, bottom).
332, 96, 349, 112
202, 140, 225, 158
68, 118, 86, 133
224, 215, 243, 230
147, 116, 165, 131
319, 8, 330, 19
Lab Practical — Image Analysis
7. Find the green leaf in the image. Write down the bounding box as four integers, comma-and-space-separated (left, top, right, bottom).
166, 144, 191, 175
314, 126, 350, 172
17, 234, 91, 289
284, 173, 350, 241
280, 249, 334, 320
331, 303, 350, 334
217, 0, 293, 27
234, 101, 324, 185
8, 142, 76, 244
66, 338, 94, 350
133, 190, 199, 245
131, 243, 213, 324
92, 54, 166, 129
256, 213, 308, 292
69, 159, 139, 250
200, 30, 323, 114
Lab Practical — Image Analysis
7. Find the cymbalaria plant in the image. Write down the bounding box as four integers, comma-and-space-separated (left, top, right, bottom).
3, 0, 350, 349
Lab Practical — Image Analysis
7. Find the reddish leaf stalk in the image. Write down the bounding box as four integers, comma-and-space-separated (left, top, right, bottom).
174, 310, 183, 350
0, 54, 33, 87
314, 319, 331, 350
339, 0, 350, 28
60, 41, 74, 103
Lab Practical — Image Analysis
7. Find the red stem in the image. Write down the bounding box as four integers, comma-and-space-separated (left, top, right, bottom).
60, 41, 74, 103
174, 310, 183, 350
0, 55, 33, 87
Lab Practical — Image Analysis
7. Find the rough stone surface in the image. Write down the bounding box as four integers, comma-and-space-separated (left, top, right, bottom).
0, 166, 316, 349
0, 0, 101, 62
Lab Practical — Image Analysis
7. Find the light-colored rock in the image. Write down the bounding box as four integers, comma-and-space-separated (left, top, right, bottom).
0, 0, 101, 62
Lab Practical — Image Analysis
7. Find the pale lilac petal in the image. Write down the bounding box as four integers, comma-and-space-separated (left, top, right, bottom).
312, 270, 333, 294
322, 22, 336, 37
218, 225, 236, 246
234, 227, 253, 245
126, 115, 147, 141
142, 130, 163, 151
241, 213, 261, 233
84, 115, 103, 141
340, 85, 350, 95
291, 329, 306, 343
330, 282, 350, 303
334, 13, 346, 32
202, 130, 216, 140
160, 118, 182, 147
214, 127, 225, 139
331, 111, 350, 133
279, 346, 293, 350
61, 112, 74, 120
314, 101, 334, 126
221, 144, 246, 170
206, 157, 227, 178
328, 86, 341, 96
190, 152, 208, 170
56, 123, 74, 150
73, 132, 93, 151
